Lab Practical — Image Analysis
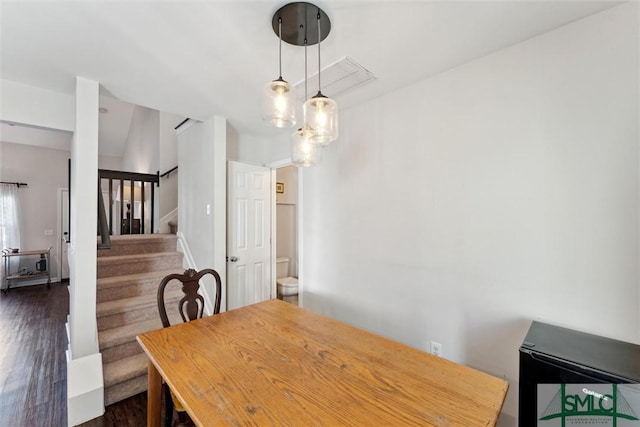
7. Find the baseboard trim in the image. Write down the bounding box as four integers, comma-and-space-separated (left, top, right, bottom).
67, 352, 105, 426
159, 207, 178, 234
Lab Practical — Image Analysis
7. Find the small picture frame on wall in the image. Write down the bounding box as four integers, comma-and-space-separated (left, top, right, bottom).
276, 182, 285, 194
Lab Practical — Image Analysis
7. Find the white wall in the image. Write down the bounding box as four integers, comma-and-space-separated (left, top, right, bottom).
300, 4, 638, 426
120, 105, 159, 174
159, 112, 182, 222
0, 141, 68, 281
119, 105, 159, 231
98, 154, 123, 170
0, 79, 75, 132
178, 117, 227, 311
227, 124, 280, 165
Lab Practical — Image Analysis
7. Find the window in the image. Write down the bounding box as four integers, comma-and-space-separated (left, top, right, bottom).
0, 183, 21, 276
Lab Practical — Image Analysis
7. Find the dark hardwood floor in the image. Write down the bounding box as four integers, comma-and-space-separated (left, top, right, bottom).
0, 282, 154, 427
0, 282, 68, 426
78, 392, 149, 427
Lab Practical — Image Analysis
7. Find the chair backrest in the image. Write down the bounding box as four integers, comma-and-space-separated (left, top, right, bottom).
157, 268, 222, 328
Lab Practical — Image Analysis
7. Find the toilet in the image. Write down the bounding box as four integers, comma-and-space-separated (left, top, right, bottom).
276, 257, 298, 304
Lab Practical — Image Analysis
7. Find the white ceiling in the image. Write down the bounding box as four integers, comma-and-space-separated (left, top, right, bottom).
0, 0, 623, 154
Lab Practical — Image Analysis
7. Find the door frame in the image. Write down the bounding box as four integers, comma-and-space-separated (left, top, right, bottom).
268, 159, 304, 307
56, 187, 69, 282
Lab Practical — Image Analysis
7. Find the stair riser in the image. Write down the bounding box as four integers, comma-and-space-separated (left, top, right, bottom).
105, 374, 147, 407
97, 254, 183, 278
98, 293, 183, 331
101, 340, 144, 364
97, 277, 170, 303
98, 305, 162, 332
99, 311, 184, 352
97, 240, 177, 257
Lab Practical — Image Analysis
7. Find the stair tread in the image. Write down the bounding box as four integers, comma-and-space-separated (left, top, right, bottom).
97, 288, 184, 317
103, 353, 148, 387
97, 251, 182, 264
98, 234, 177, 244
97, 269, 185, 288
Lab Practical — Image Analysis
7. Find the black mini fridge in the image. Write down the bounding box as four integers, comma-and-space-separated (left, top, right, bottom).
519, 321, 640, 426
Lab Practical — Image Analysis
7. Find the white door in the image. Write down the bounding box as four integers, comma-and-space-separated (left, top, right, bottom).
59, 188, 70, 280
227, 161, 272, 310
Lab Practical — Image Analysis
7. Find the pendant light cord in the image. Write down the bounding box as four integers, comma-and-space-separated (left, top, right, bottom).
316, 12, 321, 93
304, 38, 308, 101
278, 17, 283, 79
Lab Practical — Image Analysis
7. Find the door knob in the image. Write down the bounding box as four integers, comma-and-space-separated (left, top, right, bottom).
229, 256, 238, 262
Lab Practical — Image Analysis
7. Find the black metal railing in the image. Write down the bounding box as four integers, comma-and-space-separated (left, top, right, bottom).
98, 169, 160, 240
97, 181, 111, 249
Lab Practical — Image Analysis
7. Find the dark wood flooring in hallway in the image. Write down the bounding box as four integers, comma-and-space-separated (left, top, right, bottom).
0, 283, 151, 427
0, 282, 68, 426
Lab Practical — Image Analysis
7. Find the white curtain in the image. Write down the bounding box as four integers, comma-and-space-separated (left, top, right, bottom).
0, 183, 22, 281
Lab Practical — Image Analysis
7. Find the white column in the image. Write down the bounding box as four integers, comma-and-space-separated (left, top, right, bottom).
67, 77, 103, 426
69, 77, 99, 358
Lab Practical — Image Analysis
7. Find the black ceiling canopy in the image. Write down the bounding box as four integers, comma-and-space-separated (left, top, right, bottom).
272, 2, 331, 46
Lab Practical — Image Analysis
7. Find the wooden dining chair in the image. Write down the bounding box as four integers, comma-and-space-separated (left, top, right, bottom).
157, 268, 222, 427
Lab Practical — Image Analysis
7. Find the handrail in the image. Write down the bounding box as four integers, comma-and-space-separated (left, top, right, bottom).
174, 118, 190, 130
0, 181, 28, 187
160, 166, 178, 178
97, 181, 111, 250
98, 169, 159, 183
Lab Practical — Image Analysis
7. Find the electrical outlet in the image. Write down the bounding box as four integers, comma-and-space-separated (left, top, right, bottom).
44, 229, 54, 236
430, 341, 442, 357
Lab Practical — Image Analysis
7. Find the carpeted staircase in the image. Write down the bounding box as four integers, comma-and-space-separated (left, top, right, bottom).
97, 234, 185, 406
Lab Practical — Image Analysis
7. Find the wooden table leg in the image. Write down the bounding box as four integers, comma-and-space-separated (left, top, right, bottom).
147, 359, 162, 427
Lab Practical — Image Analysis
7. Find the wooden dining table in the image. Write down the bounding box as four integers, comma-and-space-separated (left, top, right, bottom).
137, 299, 508, 426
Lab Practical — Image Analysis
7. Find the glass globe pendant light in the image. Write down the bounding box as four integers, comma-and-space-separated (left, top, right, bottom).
262, 17, 296, 128
304, 11, 338, 145
292, 124, 322, 167
292, 38, 322, 167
